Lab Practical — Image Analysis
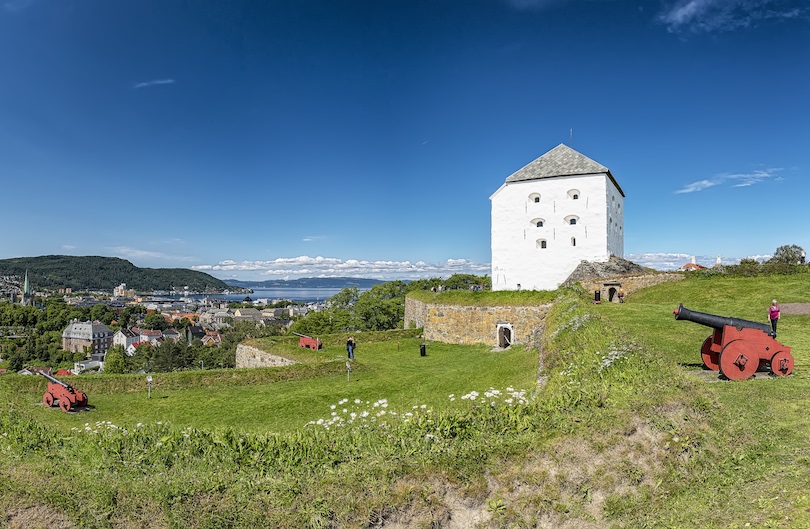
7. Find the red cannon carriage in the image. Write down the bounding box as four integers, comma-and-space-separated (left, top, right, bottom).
40, 371, 89, 412
673, 303, 793, 381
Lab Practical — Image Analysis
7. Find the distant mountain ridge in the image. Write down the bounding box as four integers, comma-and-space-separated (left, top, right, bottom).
223, 277, 385, 289
0, 255, 230, 292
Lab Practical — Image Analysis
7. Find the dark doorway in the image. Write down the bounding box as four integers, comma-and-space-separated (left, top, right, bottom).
497, 324, 513, 348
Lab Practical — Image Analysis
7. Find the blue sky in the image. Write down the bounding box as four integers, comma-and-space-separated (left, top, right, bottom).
1, 0, 808, 281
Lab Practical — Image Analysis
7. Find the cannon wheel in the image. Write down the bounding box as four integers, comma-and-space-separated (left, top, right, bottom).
719, 340, 759, 381
700, 336, 719, 371
43, 392, 54, 407
59, 399, 72, 412
76, 393, 88, 408
770, 350, 794, 377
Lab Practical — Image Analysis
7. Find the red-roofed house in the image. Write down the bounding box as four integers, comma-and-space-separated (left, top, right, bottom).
679, 256, 708, 271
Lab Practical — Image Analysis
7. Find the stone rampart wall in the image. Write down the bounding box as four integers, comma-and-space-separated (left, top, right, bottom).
235, 344, 297, 369
580, 273, 684, 302
405, 297, 550, 346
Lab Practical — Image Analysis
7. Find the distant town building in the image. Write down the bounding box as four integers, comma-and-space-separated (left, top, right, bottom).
490, 144, 625, 291
113, 283, 136, 298
62, 320, 114, 357
185, 324, 206, 343
113, 328, 139, 350
162, 328, 181, 342
679, 256, 708, 271
74, 353, 106, 374
20, 270, 34, 306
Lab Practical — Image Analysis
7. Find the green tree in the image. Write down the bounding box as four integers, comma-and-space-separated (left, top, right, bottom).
730, 258, 761, 277
770, 244, 806, 265
104, 345, 126, 374
90, 303, 116, 325
329, 287, 359, 310
143, 312, 168, 331
120, 305, 147, 328
151, 340, 176, 372
7, 348, 24, 372
174, 317, 193, 330
354, 281, 407, 331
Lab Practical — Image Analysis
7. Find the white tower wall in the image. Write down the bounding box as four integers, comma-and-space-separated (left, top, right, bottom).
491, 173, 624, 291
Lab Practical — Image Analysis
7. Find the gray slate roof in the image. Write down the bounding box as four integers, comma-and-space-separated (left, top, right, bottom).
504, 144, 625, 196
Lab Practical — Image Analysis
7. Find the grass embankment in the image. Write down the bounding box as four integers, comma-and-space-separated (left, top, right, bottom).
2, 328, 536, 434
600, 274, 810, 528
0, 275, 807, 527
408, 288, 557, 306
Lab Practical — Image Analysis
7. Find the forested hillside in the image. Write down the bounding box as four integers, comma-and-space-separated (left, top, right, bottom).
0, 255, 229, 292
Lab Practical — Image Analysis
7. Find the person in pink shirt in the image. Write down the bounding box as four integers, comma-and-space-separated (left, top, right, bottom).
768, 299, 780, 336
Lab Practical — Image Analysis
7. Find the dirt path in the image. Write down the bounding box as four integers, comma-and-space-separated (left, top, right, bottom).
780, 303, 810, 315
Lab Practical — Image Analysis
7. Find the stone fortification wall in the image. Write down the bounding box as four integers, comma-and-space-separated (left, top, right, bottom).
580, 273, 683, 300
404, 297, 551, 346
235, 343, 297, 369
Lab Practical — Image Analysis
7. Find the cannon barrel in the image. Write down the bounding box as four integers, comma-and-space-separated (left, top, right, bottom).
38, 371, 74, 391
673, 303, 772, 335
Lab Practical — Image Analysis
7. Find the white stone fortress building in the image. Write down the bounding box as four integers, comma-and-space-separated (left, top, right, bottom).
490, 144, 625, 291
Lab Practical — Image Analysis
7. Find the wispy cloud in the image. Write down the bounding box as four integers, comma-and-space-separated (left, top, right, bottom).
500, 0, 564, 11
61, 245, 77, 251
2, 0, 35, 13
192, 256, 491, 280
626, 252, 770, 271
302, 235, 325, 242
107, 246, 197, 262
675, 168, 782, 194
658, 0, 806, 33
133, 79, 176, 89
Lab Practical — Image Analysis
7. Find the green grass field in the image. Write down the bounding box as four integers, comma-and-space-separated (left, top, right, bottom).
6, 332, 537, 434
1, 273, 810, 528
597, 274, 810, 528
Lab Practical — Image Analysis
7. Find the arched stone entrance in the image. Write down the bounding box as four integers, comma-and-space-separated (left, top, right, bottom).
496, 323, 513, 348
604, 282, 623, 303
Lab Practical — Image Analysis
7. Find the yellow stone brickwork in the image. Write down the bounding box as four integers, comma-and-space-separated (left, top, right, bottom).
405, 297, 551, 346
579, 273, 684, 303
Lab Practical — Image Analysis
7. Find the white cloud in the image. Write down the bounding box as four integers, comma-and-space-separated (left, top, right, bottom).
133, 79, 176, 89
192, 255, 491, 280
675, 168, 781, 194
659, 0, 806, 33
107, 246, 197, 262
626, 252, 771, 271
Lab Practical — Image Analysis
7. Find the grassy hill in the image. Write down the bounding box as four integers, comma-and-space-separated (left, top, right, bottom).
0, 273, 808, 527
0, 255, 230, 292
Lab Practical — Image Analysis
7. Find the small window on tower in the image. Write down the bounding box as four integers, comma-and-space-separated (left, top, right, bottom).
564, 214, 580, 225
571, 237, 577, 246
